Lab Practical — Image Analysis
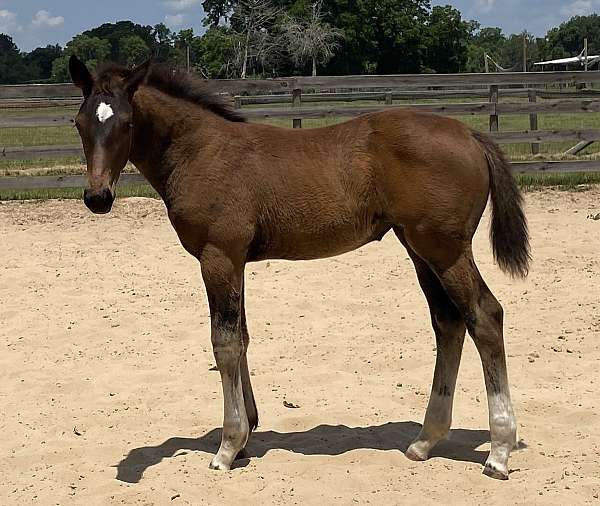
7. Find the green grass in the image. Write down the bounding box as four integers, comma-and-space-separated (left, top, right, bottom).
0, 156, 83, 175
1, 106, 78, 118
516, 171, 600, 191
0, 125, 79, 147
0, 184, 159, 201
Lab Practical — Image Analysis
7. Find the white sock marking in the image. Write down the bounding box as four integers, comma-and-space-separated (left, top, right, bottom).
96, 102, 114, 123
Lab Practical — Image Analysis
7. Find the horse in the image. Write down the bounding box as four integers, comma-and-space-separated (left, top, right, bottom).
68, 55, 530, 480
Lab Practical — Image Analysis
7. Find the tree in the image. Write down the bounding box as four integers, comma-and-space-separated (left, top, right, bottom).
203, 0, 236, 27
192, 26, 242, 77
282, 0, 343, 76
466, 26, 506, 72
121, 35, 150, 67
51, 35, 111, 82
317, 0, 431, 75
152, 23, 180, 62
503, 32, 540, 72
24, 45, 63, 81
83, 21, 154, 63
230, 0, 283, 78
0, 34, 38, 84
543, 14, 600, 62
424, 5, 472, 73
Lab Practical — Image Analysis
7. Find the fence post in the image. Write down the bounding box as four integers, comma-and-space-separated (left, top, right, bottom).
385, 91, 392, 105
528, 89, 539, 155
233, 95, 241, 109
292, 88, 302, 129
489, 84, 499, 132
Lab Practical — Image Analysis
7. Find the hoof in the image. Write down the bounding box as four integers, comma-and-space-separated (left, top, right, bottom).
209, 458, 231, 471
483, 462, 509, 480
405, 445, 428, 462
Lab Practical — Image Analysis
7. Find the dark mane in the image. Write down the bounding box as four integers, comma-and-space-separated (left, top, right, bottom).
94, 63, 246, 123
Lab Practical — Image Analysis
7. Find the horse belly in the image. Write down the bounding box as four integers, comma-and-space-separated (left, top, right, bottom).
250, 213, 391, 262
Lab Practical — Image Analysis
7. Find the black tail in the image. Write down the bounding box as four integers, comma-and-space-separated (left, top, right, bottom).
472, 131, 531, 278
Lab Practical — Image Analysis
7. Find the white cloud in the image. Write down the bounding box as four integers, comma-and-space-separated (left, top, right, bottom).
163, 0, 201, 11
0, 9, 21, 33
474, 0, 496, 13
164, 13, 185, 26
560, 0, 594, 17
31, 10, 64, 28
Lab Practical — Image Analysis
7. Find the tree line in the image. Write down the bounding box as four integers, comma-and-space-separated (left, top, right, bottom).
1, 1, 600, 84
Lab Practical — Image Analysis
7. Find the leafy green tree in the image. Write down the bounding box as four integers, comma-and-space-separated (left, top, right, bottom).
538, 14, 600, 69
0, 34, 38, 84
192, 26, 242, 77
424, 5, 472, 73
545, 14, 600, 58
319, 0, 431, 75
502, 31, 540, 72
151, 23, 179, 62
83, 21, 154, 62
121, 35, 150, 67
203, 0, 236, 27
51, 34, 111, 82
466, 26, 505, 72
24, 45, 63, 81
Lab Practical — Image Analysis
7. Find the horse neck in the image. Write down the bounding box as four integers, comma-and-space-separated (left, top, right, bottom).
128, 86, 222, 199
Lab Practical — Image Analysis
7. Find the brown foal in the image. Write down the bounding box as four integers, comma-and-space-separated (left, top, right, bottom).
69, 56, 530, 480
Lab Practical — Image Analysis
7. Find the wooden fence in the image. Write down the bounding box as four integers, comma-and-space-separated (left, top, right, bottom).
2, 70, 600, 190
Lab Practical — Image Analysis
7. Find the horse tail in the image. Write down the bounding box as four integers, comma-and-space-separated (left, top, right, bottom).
472, 131, 531, 278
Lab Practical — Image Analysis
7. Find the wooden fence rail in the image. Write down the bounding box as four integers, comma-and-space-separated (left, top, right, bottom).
235, 88, 600, 106
5, 128, 600, 163
3, 158, 600, 192
0, 173, 145, 190
4, 99, 600, 129
2, 71, 600, 190
3, 71, 600, 99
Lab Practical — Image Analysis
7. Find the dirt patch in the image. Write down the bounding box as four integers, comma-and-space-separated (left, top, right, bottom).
0, 190, 599, 504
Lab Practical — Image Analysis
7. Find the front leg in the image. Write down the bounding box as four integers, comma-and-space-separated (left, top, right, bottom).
201, 246, 249, 471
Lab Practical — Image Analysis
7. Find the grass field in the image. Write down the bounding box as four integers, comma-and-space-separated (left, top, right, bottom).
1, 96, 600, 199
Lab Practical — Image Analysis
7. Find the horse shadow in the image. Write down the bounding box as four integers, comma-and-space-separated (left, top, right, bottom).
115, 421, 496, 483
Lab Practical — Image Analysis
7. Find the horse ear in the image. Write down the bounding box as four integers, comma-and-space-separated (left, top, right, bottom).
125, 57, 152, 99
69, 55, 93, 98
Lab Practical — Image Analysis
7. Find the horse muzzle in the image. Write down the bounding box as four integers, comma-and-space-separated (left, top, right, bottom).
83, 187, 115, 214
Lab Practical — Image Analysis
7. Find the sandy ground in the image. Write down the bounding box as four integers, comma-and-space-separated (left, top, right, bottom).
1, 188, 599, 505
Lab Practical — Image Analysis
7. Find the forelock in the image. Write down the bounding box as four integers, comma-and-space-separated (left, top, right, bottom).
93, 63, 130, 96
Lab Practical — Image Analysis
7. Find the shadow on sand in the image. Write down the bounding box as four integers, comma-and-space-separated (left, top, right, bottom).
115, 421, 493, 483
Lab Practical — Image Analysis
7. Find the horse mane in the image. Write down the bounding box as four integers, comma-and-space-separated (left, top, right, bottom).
94, 63, 246, 123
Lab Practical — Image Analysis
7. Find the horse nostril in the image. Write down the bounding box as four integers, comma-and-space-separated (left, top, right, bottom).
83, 188, 114, 214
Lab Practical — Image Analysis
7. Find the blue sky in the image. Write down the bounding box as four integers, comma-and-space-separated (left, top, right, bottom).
0, 0, 598, 52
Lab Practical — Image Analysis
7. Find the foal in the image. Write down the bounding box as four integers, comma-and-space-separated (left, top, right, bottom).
69, 56, 530, 480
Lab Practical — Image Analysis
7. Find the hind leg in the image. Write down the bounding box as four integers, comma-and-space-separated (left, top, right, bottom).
240, 284, 259, 433
396, 230, 466, 461
405, 230, 517, 479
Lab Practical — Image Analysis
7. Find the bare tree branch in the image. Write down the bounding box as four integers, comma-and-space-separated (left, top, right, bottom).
281, 0, 344, 76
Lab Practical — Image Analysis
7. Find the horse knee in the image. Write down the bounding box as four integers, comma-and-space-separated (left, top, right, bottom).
212, 323, 243, 370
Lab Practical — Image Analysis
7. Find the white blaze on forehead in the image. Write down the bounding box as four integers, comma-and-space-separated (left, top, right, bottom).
96, 102, 114, 123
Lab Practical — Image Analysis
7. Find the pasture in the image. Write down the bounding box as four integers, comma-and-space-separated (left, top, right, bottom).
2, 102, 600, 198
1, 189, 599, 504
